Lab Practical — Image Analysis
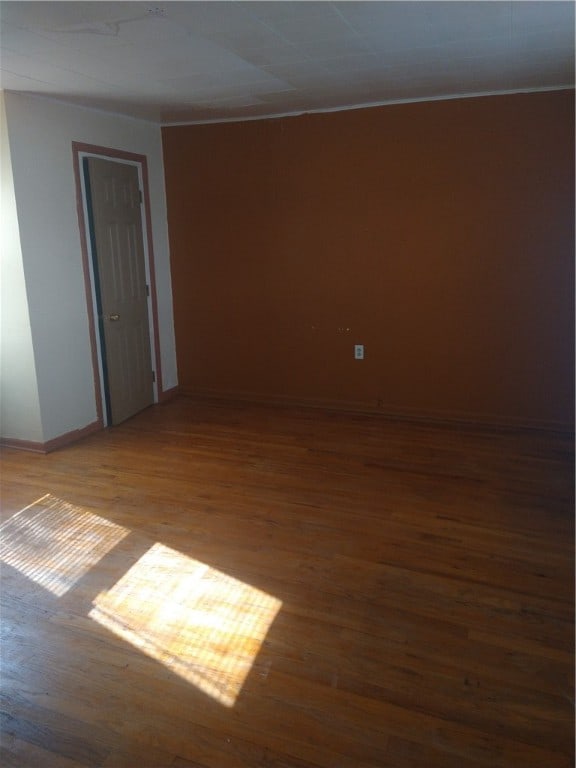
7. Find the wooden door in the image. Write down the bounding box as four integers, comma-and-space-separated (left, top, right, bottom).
85, 157, 154, 425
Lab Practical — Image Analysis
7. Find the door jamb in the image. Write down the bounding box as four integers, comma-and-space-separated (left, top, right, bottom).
72, 142, 164, 427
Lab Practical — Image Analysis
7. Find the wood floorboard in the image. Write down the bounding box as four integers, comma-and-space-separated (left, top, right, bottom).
0, 396, 573, 767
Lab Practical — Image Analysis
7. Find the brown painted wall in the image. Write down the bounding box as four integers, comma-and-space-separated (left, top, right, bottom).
162, 90, 574, 429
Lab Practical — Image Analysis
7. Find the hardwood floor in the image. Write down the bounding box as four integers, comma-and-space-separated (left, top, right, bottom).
0, 397, 574, 768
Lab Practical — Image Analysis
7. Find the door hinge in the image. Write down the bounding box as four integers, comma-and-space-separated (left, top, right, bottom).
139, 189, 143, 204
146, 284, 150, 297
152, 371, 156, 383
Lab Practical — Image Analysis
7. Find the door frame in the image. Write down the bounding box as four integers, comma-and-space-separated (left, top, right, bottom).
72, 142, 163, 427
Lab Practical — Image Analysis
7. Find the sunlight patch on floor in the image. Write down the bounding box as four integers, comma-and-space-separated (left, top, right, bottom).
0, 494, 129, 596
89, 542, 282, 706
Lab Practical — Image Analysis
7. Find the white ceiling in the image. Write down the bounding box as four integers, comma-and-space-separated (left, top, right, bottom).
0, 1, 574, 124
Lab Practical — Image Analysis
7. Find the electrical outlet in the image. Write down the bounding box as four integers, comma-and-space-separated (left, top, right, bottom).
354, 344, 364, 360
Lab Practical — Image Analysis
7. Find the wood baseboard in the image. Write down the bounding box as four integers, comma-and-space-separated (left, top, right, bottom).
179, 387, 574, 436
0, 436, 46, 453
0, 393, 182, 453
0, 420, 102, 454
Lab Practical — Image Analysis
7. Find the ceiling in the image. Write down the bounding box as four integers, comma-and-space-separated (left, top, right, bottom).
0, 1, 574, 124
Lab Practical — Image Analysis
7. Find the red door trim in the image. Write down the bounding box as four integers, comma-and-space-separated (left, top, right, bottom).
71, 142, 165, 423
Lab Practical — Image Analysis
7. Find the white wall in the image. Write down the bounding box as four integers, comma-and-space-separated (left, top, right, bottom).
3, 92, 177, 443
0, 92, 43, 443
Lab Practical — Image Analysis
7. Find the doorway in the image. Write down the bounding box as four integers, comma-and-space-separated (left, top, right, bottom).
73, 144, 162, 427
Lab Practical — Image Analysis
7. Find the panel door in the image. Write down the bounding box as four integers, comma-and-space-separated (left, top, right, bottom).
86, 157, 154, 425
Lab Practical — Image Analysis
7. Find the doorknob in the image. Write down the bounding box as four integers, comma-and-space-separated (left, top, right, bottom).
107, 314, 120, 321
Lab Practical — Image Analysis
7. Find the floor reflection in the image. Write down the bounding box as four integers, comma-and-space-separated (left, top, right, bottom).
89, 542, 282, 706
0, 494, 129, 597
